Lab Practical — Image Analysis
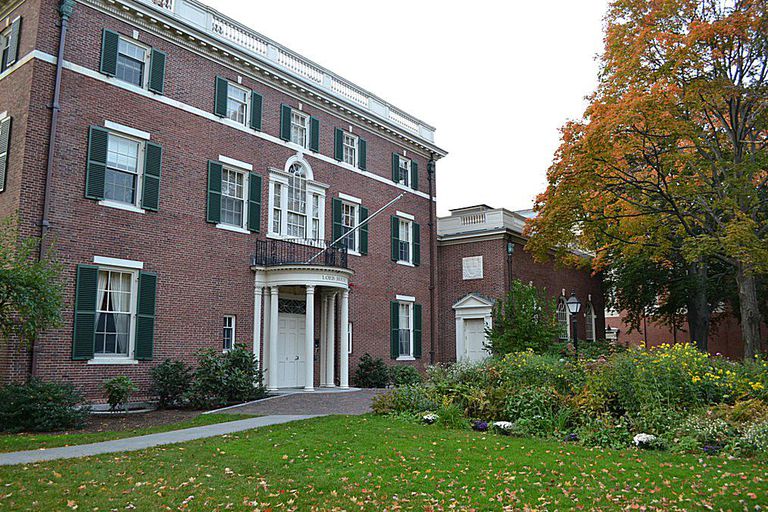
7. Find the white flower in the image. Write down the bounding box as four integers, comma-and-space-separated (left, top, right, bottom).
422, 413, 439, 424
493, 421, 514, 431
633, 433, 657, 446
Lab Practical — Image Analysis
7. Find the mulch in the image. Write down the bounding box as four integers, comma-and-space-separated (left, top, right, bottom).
59, 409, 204, 435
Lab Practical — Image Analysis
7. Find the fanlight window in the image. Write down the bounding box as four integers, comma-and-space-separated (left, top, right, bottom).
556, 298, 570, 340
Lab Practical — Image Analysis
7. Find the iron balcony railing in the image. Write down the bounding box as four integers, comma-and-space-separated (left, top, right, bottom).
253, 238, 348, 269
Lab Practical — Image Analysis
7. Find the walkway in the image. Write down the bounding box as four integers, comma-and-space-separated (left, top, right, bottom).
0, 389, 383, 466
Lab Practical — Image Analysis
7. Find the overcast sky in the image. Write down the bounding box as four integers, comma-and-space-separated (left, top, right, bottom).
205, 0, 609, 216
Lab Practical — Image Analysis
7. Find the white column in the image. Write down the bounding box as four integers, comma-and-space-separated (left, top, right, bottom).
319, 294, 328, 387
325, 293, 336, 387
339, 289, 350, 389
253, 282, 263, 362
263, 287, 271, 372
304, 285, 316, 391
267, 286, 279, 391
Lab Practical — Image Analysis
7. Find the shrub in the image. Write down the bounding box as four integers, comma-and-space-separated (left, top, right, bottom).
371, 385, 437, 415
436, 402, 466, 429
0, 379, 88, 433
104, 376, 138, 412
151, 359, 193, 409
389, 365, 422, 387
189, 345, 266, 408
503, 386, 574, 437
486, 280, 561, 355
732, 420, 768, 457
577, 414, 633, 449
352, 353, 389, 388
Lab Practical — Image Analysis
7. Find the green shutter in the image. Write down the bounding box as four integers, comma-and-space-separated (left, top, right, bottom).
413, 222, 421, 267
411, 161, 419, 191
5, 17, 21, 69
85, 126, 108, 200
390, 301, 399, 359
359, 206, 369, 255
332, 198, 343, 245
135, 272, 157, 361
100, 29, 119, 76
250, 92, 263, 131
413, 304, 423, 359
214, 77, 229, 117
309, 116, 320, 152
334, 128, 344, 161
280, 104, 292, 141
207, 161, 222, 223
148, 48, 166, 94
391, 216, 399, 261
247, 173, 262, 232
392, 153, 399, 183
358, 138, 367, 171
72, 264, 98, 361
0, 117, 11, 193
141, 141, 162, 211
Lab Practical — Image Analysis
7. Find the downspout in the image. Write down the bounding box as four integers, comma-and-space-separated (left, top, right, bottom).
40, 0, 74, 259
31, 0, 73, 378
427, 156, 436, 365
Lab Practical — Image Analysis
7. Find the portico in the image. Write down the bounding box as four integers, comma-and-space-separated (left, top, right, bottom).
252, 259, 353, 392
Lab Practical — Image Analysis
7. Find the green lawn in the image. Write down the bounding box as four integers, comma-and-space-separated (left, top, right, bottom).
0, 415, 765, 511
0, 414, 253, 453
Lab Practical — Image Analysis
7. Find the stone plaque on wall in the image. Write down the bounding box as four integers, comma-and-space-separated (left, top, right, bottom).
462, 256, 484, 280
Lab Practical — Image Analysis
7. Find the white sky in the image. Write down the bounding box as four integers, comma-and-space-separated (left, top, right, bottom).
205, 1, 609, 216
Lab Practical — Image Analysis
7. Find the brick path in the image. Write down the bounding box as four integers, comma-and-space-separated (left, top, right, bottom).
218, 388, 385, 416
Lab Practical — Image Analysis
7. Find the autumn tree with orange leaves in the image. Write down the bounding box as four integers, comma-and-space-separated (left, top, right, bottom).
526, 0, 768, 358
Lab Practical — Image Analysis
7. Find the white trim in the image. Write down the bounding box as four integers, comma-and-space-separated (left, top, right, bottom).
284, 153, 314, 180
338, 192, 361, 204
26, 50, 437, 202
87, 358, 139, 366
98, 200, 146, 214
104, 120, 151, 140
218, 155, 253, 171
93, 256, 145, 270
396, 356, 415, 361
0, 111, 6, 121
396, 211, 415, 221
216, 223, 251, 235
223, 314, 236, 352
396, 294, 416, 302
397, 261, 415, 268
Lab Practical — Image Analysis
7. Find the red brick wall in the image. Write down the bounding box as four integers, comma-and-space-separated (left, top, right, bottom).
437, 235, 605, 360
1, 0, 438, 398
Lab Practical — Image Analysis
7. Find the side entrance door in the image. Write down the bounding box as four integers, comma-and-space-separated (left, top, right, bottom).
463, 318, 489, 362
277, 313, 306, 388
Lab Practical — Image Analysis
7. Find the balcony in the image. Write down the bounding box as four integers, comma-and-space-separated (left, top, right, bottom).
253, 239, 348, 269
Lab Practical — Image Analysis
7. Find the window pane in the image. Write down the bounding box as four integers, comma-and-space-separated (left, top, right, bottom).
342, 203, 357, 251
95, 270, 133, 356
398, 303, 411, 357
343, 134, 357, 165
291, 112, 308, 147
107, 135, 140, 173
226, 85, 248, 124
105, 169, 137, 204
116, 39, 146, 87
220, 170, 245, 227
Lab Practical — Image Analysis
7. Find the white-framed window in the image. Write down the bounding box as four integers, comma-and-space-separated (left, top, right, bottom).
105, 132, 144, 207
269, 162, 325, 241
220, 168, 246, 228
398, 157, 411, 187
226, 83, 249, 125
557, 297, 570, 341
584, 301, 596, 341
398, 218, 412, 264
398, 301, 414, 358
341, 202, 358, 252
223, 315, 236, 351
342, 133, 358, 166
0, 27, 11, 72
95, 267, 138, 359
290, 111, 309, 148
115, 37, 150, 88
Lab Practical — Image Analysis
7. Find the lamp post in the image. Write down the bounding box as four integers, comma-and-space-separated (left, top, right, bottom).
566, 291, 582, 355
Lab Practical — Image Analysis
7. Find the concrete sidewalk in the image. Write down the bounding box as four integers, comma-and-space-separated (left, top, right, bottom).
0, 414, 319, 466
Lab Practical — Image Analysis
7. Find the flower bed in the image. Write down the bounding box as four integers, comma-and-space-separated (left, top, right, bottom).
371, 344, 768, 457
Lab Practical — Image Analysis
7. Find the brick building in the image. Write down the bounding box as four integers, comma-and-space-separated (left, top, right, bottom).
0, 0, 447, 398
437, 205, 605, 361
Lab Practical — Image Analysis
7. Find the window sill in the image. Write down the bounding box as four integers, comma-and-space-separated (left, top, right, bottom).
347, 250, 362, 257
87, 358, 139, 365
216, 223, 251, 235
99, 200, 146, 214
396, 260, 415, 267
266, 232, 325, 248
396, 356, 415, 361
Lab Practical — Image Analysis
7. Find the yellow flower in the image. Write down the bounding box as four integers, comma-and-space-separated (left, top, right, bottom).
751, 382, 764, 391
692, 376, 702, 384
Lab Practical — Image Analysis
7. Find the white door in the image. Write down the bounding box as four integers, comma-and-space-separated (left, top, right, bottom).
464, 318, 489, 362
277, 314, 306, 388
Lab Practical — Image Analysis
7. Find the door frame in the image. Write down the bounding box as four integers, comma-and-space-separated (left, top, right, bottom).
453, 293, 495, 362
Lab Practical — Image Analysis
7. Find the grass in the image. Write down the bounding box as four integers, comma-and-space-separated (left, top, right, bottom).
0, 415, 766, 510
0, 414, 254, 453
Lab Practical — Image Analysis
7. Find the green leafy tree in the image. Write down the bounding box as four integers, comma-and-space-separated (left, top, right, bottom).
487, 280, 561, 355
0, 216, 63, 347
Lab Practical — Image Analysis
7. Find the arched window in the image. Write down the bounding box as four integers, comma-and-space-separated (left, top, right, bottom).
584, 301, 597, 341
269, 159, 325, 241
286, 163, 307, 238
556, 297, 570, 341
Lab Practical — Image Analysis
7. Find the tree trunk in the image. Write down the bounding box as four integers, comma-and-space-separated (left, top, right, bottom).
686, 259, 710, 351
736, 265, 763, 359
